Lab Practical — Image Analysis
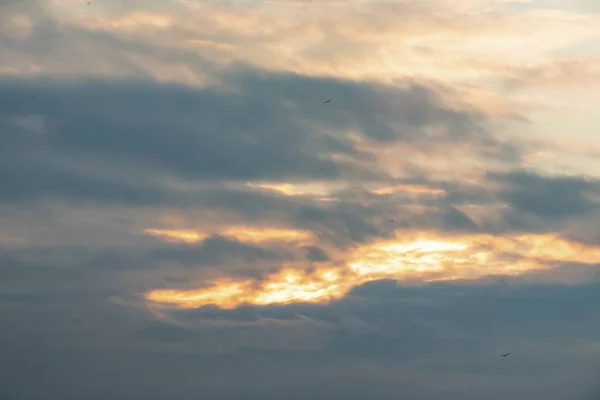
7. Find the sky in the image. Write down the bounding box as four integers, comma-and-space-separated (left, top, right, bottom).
2, 0, 600, 398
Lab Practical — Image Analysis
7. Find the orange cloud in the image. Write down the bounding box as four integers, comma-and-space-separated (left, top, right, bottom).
221, 226, 312, 244
143, 226, 312, 244
245, 182, 312, 196
143, 229, 209, 244
245, 182, 346, 198
371, 184, 446, 196
145, 232, 600, 310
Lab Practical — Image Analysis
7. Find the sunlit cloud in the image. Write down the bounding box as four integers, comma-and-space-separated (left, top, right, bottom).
245, 182, 342, 197
4, 0, 600, 94
371, 184, 446, 196
221, 226, 312, 244
143, 226, 312, 244
145, 232, 600, 309
143, 229, 209, 244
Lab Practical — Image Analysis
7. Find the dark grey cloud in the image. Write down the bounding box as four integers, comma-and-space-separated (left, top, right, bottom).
303, 245, 330, 262
150, 235, 287, 272
136, 321, 199, 343
0, 75, 352, 192
2, 277, 600, 399
0, 67, 517, 205
490, 170, 600, 219
0, 160, 175, 206
1, 73, 521, 252
0, 235, 288, 292
292, 203, 390, 246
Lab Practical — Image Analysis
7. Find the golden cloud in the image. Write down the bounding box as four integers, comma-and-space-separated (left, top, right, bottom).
245, 182, 334, 197
145, 232, 600, 310
371, 184, 446, 196
222, 226, 312, 244
143, 229, 209, 244
143, 226, 312, 244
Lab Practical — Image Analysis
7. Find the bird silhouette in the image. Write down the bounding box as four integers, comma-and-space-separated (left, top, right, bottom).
324, 99, 332, 104
500, 353, 511, 357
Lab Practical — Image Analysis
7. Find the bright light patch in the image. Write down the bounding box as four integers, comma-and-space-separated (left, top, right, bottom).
371, 184, 446, 196
246, 183, 305, 196
147, 267, 347, 310
143, 227, 312, 244
350, 239, 470, 277
143, 229, 208, 244
145, 233, 600, 310
245, 182, 344, 197
221, 227, 312, 243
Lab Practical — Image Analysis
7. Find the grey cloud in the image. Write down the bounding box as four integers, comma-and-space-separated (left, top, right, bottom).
0, 65, 537, 253
0, 66, 517, 206
490, 170, 600, 219
0, 76, 355, 187
390, 204, 480, 232
303, 245, 330, 262
293, 204, 388, 246
151, 235, 286, 270
1, 3, 600, 400
0, 160, 174, 206
136, 322, 198, 343
440, 205, 479, 230
5, 278, 600, 399
0, 234, 287, 291
157, 276, 600, 359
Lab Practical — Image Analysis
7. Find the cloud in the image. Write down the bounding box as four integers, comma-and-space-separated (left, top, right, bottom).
145, 232, 600, 309
149, 235, 287, 271
2, 0, 600, 398
491, 170, 600, 219
4, 278, 600, 399
304, 246, 330, 262
0, 72, 500, 196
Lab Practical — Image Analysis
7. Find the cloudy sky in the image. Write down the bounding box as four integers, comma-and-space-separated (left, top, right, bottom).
2, 0, 600, 398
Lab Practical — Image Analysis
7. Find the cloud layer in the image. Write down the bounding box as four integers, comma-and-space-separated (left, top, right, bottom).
2, 0, 600, 398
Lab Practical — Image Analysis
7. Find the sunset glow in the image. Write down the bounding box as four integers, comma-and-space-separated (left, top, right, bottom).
371, 184, 446, 196
145, 233, 600, 310
143, 227, 312, 244
143, 229, 209, 244
221, 226, 312, 244
245, 182, 344, 197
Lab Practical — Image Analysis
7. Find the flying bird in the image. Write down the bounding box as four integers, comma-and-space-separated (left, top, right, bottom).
324, 99, 332, 104
500, 353, 511, 357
